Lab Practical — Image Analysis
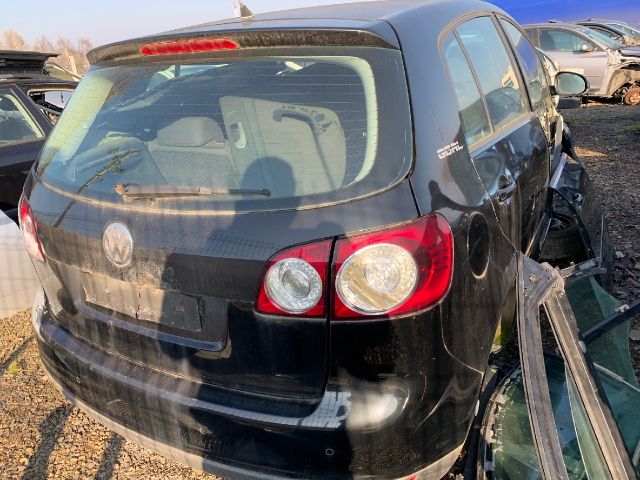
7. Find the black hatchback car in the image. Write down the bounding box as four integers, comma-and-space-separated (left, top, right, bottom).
22, 1, 589, 478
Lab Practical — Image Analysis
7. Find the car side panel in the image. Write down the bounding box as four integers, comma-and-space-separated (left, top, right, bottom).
390, 9, 517, 374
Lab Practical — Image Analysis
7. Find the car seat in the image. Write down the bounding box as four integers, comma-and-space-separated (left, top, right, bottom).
147, 117, 237, 188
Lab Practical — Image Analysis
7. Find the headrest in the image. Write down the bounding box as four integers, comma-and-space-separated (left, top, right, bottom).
156, 117, 225, 147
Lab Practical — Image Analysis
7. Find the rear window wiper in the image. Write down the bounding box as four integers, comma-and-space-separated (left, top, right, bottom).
115, 184, 271, 200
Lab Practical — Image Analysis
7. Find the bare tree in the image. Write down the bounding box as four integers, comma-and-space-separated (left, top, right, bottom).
55, 36, 79, 76
32, 35, 55, 53
2, 30, 28, 50
2, 29, 93, 76
76, 37, 94, 72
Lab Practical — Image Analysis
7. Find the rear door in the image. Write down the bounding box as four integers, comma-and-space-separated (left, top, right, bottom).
444, 15, 549, 254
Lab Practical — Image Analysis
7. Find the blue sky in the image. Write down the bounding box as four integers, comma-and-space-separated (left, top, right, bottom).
3, 0, 370, 47
5, 0, 638, 48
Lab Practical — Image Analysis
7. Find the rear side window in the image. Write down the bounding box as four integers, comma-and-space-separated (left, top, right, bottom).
457, 17, 528, 132
500, 20, 552, 124
0, 88, 44, 145
36, 48, 411, 212
442, 34, 492, 147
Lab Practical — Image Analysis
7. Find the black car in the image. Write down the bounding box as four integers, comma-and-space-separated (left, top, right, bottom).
0, 50, 76, 218
21, 2, 590, 478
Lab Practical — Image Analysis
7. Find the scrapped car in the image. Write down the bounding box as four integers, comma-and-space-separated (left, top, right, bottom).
23, 2, 593, 478
0, 50, 76, 219
576, 19, 640, 47
524, 22, 640, 104
475, 257, 640, 479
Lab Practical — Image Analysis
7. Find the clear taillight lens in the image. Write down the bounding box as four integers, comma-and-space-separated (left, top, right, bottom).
265, 258, 323, 314
336, 243, 418, 314
18, 194, 44, 262
332, 214, 453, 319
257, 240, 332, 317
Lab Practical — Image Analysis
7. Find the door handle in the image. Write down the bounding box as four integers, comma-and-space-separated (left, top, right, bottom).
497, 175, 516, 203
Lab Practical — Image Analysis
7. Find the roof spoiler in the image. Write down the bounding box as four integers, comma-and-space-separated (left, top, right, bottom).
0, 50, 59, 74
87, 29, 398, 65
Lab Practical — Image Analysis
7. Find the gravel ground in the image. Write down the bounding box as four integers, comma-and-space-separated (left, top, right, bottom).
0, 317, 216, 479
0, 104, 638, 479
562, 103, 640, 368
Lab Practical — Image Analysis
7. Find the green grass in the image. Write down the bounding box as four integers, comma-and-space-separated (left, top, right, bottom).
6, 360, 23, 376
616, 122, 640, 134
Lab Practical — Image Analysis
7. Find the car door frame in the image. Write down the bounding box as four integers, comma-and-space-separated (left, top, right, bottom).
441, 12, 550, 256
515, 255, 636, 479
0, 84, 53, 209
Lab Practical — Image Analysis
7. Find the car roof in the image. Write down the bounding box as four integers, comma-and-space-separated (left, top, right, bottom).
162, 0, 500, 33
89, 0, 500, 64
523, 22, 580, 29
171, 0, 480, 29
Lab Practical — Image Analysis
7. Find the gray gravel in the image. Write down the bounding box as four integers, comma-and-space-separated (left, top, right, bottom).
0, 310, 217, 479
562, 103, 640, 369
0, 104, 638, 479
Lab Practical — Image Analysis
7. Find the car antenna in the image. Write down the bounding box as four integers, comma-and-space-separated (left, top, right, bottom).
233, 0, 254, 19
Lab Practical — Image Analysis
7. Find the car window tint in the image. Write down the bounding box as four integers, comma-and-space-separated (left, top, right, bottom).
457, 17, 527, 132
36, 49, 413, 213
0, 89, 43, 145
442, 33, 492, 147
523, 28, 536, 43
539, 29, 588, 52
592, 26, 617, 39
29, 90, 74, 125
500, 20, 552, 125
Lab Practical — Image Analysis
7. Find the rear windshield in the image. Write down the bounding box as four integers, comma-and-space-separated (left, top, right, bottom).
36, 48, 411, 212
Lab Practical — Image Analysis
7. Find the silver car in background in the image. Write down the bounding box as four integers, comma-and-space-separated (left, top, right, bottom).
525, 22, 640, 104
576, 19, 640, 47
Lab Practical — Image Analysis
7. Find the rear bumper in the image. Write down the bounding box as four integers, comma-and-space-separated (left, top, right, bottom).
32, 293, 473, 479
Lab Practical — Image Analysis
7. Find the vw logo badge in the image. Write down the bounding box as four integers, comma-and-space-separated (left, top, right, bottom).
102, 222, 133, 267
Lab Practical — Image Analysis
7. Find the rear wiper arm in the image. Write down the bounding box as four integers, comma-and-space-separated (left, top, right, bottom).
115, 184, 271, 200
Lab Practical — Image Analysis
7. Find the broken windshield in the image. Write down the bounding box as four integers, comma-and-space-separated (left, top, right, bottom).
484, 267, 640, 479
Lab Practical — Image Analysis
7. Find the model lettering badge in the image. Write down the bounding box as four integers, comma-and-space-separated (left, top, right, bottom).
103, 222, 133, 267
437, 141, 464, 159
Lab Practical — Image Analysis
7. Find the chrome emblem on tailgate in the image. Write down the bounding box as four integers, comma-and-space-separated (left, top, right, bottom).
103, 222, 133, 267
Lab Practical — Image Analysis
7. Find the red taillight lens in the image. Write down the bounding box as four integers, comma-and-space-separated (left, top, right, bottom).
140, 38, 239, 56
18, 194, 44, 262
332, 214, 453, 319
256, 240, 332, 317
255, 215, 453, 320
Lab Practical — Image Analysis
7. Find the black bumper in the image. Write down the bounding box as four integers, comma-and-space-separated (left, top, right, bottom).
33, 303, 476, 479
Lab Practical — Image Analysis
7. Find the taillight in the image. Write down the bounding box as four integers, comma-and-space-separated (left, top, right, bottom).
140, 38, 239, 56
18, 194, 44, 262
256, 240, 332, 317
333, 214, 453, 319
255, 214, 453, 320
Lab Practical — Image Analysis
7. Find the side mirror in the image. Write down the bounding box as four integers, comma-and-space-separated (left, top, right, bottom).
552, 71, 589, 97
579, 42, 595, 53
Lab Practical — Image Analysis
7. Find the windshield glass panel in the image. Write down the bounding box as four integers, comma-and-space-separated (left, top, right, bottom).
36, 48, 411, 212
575, 25, 625, 49
567, 277, 640, 472
607, 23, 640, 38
